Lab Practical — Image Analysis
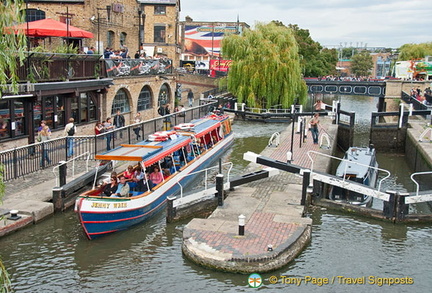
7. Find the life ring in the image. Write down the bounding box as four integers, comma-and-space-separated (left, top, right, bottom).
148, 130, 177, 141
174, 123, 195, 130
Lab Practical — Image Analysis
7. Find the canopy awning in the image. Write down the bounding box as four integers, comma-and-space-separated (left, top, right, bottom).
5, 18, 93, 38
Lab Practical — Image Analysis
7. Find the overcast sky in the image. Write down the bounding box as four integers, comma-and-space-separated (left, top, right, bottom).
180, 0, 431, 49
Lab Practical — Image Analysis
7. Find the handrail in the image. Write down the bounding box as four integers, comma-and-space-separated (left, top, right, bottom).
268, 132, 280, 147
418, 125, 432, 142
410, 171, 432, 196
306, 150, 391, 193
175, 162, 233, 198
52, 151, 91, 186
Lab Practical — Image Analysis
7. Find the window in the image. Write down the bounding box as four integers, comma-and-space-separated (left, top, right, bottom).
137, 86, 152, 111
120, 32, 127, 47
0, 101, 11, 139
158, 84, 170, 106
25, 9, 46, 22
154, 25, 166, 43
111, 89, 130, 115
154, 6, 166, 15
107, 31, 115, 48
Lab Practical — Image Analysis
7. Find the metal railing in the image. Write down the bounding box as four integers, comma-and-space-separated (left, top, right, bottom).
0, 100, 221, 182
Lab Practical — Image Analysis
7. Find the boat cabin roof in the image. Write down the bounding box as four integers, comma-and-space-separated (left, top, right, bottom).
94, 115, 228, 166
336, 147, 376, 178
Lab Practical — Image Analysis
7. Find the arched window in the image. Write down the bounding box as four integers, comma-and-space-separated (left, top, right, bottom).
158, 84, 170, 106
137, 86, 152, 111
107, 31, 115, 48
25, 9, 46, 22
111, 89, 130, 115
120, 32, 127, 47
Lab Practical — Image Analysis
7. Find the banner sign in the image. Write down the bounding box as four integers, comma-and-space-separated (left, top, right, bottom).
105, 58, 172, 77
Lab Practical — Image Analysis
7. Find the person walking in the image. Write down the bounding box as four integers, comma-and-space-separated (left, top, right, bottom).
113, 109, 125, 139
103, 117, 115, 151
38, 125, 51, 166
187, 89, 194, 107
133, 112, 142, 140
64, 118, 76, 158
309, 113, 320, 144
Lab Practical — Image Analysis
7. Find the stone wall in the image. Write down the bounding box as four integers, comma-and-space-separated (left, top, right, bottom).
177, 74, 218, 104
370, 127, 407, 152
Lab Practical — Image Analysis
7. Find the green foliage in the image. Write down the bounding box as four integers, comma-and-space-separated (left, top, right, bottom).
222, 22, 307, 108
0, 0, 27, 95
350, 51, 374, 77
287, 24, 337, 77
398, 42, 432, 61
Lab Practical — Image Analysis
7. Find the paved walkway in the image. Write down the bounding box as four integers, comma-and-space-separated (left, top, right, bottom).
182, 116, 338, 273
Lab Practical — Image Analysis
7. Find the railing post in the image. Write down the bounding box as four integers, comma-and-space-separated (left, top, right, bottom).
166, 195, 176, 223
59, 161, 67, 187
396, 192, 409, 222
383, 190, 397, 220
216, 174, 224, 206
301, 170, 310, 206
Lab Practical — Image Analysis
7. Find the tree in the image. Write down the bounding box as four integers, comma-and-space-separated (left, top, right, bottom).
221, 22, 307, 108
398, 42, 432, 61
0, 0, 28, 95
286, 24, 337, 77
350, 51, 373, 77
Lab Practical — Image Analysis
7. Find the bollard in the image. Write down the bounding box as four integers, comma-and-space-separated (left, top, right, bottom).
8, 210, 21, 221
286, 151, 292, 164
166, 195, 177, 223
216, 174, 224, 206
59, 161, 67, 187
238, 214, 245, 236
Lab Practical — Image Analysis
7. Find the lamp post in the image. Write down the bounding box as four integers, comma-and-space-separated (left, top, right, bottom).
138, 8, 142, 54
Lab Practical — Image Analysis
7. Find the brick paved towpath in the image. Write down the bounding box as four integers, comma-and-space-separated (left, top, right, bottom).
182, 116, 338, 273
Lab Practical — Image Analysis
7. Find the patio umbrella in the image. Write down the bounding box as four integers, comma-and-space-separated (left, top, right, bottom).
5, 18, 94, 38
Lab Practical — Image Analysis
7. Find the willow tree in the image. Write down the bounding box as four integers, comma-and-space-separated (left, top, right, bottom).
221, 22, 307, 108
0, 0, 28, 95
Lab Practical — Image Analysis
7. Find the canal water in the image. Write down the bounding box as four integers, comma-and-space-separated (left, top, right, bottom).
1, 95, 431, 292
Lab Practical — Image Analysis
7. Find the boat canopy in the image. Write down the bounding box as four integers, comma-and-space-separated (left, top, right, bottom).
95, 135, 191, 166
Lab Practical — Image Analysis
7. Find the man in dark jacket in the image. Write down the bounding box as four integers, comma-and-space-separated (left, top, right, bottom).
113, 109, 125, 139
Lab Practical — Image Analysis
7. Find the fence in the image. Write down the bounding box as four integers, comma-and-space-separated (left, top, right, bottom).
0, 102, 218, 182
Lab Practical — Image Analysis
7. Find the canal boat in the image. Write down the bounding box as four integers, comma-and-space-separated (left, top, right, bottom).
329, 146, 378, 207
75, 114, 234, 240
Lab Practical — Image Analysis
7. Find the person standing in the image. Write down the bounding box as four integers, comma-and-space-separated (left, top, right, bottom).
309, 113, 320, 144
64, 118, 76, 158
39, 125, 51, 166
133, 112, 142, 140
103, 117, 115, 151
113, 109, 125, 139
187, 89, 194, 107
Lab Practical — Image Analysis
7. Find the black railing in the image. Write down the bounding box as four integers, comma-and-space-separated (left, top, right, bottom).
401, 91, 429, 111
0, 102, 218, 181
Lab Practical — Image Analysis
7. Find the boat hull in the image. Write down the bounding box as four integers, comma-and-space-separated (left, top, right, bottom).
76, 134, 234, 240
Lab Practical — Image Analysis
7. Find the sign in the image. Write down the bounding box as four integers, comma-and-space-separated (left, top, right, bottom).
210, 59, 232, 72
137, 0, 176, 4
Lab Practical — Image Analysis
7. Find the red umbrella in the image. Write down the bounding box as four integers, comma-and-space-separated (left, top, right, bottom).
5, 18, 93, 38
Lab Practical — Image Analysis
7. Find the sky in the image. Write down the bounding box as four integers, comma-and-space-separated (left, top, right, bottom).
179, 0, 432, 49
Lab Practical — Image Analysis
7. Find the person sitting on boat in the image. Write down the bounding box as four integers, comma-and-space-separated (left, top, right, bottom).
124, 165, 135, 181
162, 168, 171, 179
130, 166, 145, 190
148, 166, 164, 185
111, 175, 130, 197
103, 176, 119, 197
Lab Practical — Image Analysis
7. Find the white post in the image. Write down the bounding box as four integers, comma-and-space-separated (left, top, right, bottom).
238, 214, 246, 235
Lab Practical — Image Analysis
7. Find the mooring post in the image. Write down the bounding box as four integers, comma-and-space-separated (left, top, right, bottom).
59, 161, 67, 187
216, 174, 224, 206
383, 190, 397, 220
301, 170, 311, 206
238, 214, 245, 236
52, 187, 65, 212
166, 195, 176, 223
396, 192, 409, 222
